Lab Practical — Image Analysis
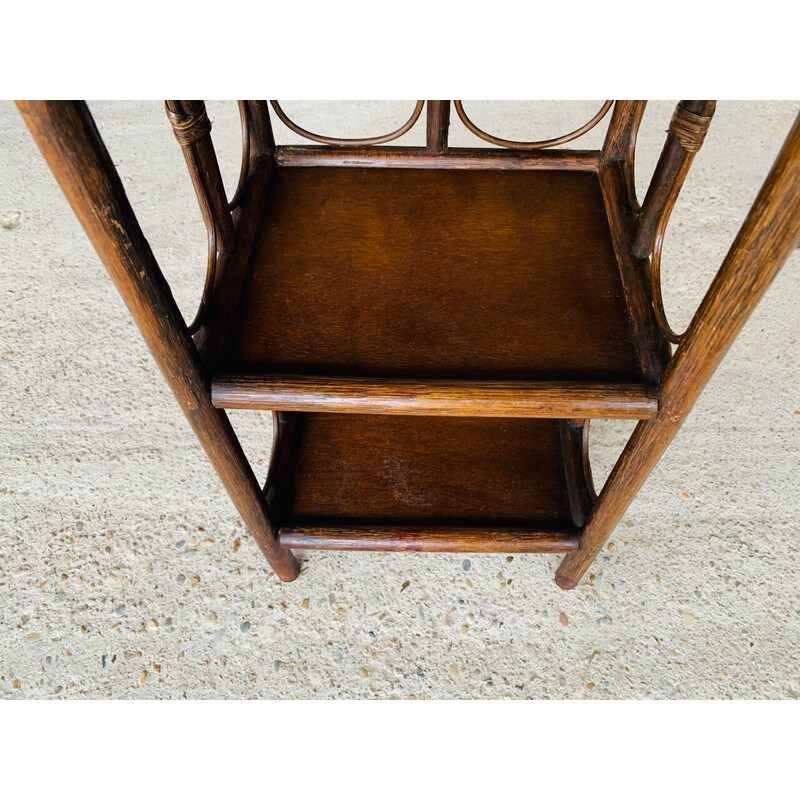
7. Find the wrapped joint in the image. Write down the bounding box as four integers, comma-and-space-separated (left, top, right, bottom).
668, 106, 713, 153
165, 105, 212, 148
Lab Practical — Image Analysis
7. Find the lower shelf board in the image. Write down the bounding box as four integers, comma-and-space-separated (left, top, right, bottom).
267, 413, 593, 552
279, 526, 579, 553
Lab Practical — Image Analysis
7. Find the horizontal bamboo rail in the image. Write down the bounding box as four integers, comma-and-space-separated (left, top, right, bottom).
211, 375, 659, 419
279, 527, 580, 553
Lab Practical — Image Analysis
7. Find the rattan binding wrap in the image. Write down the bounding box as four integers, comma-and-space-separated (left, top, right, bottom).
669, 106, 713, 153
165, 105, 213, 148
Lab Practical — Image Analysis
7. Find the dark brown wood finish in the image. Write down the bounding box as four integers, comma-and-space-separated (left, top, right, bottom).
598, 102, 668, 380
223, 166, 652, 383
193, 101, 276, 365
163, 100, 234, 334
19, 99, 798, 591
164, 100, 235, 253
426, 100, 451, 153
601, 100, 647, 212
559, 419, 596, 528
16, 101, 299, 582
272, 414, 584, 530
598, 160, 672, 382
211, 375, 658, 419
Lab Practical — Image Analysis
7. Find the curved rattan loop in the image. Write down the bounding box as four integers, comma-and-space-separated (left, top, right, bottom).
187, 227, 217, 335
650, 214, 685, 345
583, 421, 598, 503
623, 102, 647, 215
269, 100, 425, 147
646, 106, 714, 345
453, 100, 614, 149
229, 101, 251, 211
165, 102, 219, 335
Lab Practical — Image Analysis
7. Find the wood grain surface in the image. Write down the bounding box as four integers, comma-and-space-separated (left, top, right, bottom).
272, 414, 583, 530
212, 374, 658, 418
225, 167, 651, 383
279, 526, 579, 552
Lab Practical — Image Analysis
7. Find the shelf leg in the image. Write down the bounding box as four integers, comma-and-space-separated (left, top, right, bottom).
17, 101, 300, 582
557, 112, 800, 589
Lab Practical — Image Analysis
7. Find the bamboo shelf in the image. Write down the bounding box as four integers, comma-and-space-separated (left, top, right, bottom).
18, 100, 800, 588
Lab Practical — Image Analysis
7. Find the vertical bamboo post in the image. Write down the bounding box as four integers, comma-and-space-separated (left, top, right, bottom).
557, 113, 800, 589
601, 100, 647, 163
600, 100, 647, 211
17, 100, 300, 582
426, 101, 450, 153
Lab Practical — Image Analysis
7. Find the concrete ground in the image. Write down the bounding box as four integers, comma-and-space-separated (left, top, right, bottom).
1, 101, 798, 699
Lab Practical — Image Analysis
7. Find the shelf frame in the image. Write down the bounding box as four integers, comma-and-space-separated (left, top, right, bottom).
17, 99, 800, 589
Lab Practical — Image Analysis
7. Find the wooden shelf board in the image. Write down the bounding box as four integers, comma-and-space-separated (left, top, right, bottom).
220, 166, 660, 389
267, 414, 590, 550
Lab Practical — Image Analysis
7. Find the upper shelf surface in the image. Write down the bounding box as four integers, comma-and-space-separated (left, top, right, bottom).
222, 166, 651, 383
